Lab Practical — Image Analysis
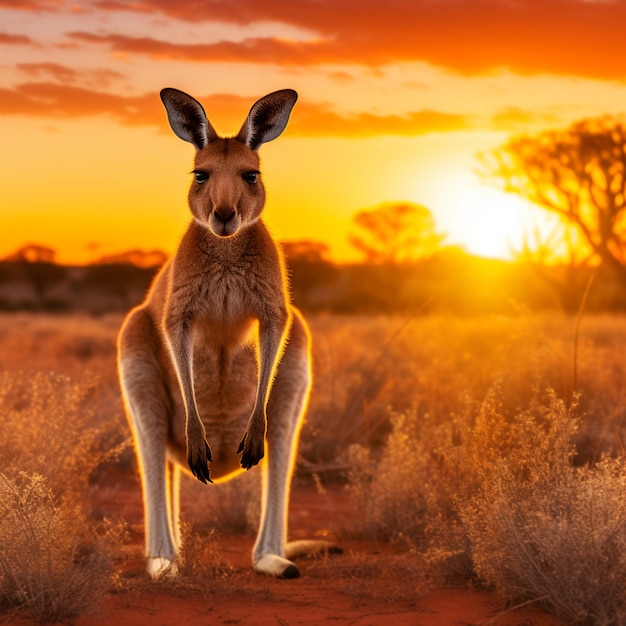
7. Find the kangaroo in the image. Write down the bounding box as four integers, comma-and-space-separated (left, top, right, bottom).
118, 87, 336, 579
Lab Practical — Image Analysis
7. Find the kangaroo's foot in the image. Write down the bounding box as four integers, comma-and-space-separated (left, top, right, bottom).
254, 554, 300, 579
254, 541, 343, 579
146, 556, 179, 580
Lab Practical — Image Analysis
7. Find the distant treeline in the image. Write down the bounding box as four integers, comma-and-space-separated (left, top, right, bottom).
0, 249, 625, 315
0, 260, 159, 314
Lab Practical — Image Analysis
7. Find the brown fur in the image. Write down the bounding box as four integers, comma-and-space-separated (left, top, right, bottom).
118, 88, 334, 579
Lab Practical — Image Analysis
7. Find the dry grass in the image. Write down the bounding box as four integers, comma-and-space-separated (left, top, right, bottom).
461, 392, 626, 626
174, 523, 236, 586
0, 338, 127, 622
0, 471, 120, 623
308, 313, 626, 468
0, 370, 128, 506
0, 313, 120, 374
2, 311, 626, 623
327, 314, 626, 624
349, 386, 626, 624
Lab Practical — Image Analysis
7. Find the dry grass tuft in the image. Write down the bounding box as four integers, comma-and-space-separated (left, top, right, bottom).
0, 370, 128, 507
0, 370, 127, 622
176, 523, 235, 582
350, 385, 626, 624
461, 392, 626, 626
0, 471, 119, 623
347, 409, 450, 543
120, 523, 236, 598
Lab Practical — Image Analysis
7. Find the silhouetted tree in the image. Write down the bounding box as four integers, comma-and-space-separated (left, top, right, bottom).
281, 240, 331, 264
2, 244, 66, 302
348, 202, 446, 265
94, 249, 168, 269
483, 116, 626, 290
4, 244, 56, 264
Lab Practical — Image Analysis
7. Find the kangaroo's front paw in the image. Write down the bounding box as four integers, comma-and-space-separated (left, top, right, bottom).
187, 438, 213, 484
237, 431, 265, 470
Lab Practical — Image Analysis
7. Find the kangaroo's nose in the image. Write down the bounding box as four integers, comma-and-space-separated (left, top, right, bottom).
213, 208, 236, 224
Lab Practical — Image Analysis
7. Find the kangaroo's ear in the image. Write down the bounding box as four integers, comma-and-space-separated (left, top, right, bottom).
160, 88, 218, 150
237, 89, 297, 150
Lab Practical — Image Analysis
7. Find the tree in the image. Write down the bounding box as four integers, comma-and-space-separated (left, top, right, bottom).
4, 244, 56, 264
93, 249, 168, 269
348, 202, 446, 265
483, 116, 626, 289
2, 244, 65, 302
281, 240, 331, 264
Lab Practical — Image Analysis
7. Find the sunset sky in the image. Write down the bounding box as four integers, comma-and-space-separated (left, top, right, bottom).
2, 0, 626, 264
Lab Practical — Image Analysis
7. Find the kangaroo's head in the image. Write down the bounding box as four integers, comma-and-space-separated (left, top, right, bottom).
160, 88, 297, 238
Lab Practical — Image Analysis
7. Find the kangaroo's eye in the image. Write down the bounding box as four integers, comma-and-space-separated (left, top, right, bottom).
193, 171, 209, 185
243, 171, 258, 184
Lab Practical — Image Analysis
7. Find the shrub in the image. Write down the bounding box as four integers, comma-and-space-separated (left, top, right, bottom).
176, 523, 234, 583
0, 371, 127, 622
461, 392, 626, 625
348, 409, 450, 543
0, 370, 127, 508
0, 472, 118, 623
348, 388, 626, 624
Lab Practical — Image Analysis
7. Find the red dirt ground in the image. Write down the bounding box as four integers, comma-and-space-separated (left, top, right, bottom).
7, 465, 566, 626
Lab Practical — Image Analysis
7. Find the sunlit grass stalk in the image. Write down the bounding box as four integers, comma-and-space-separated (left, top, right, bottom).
572, 271, 595, 398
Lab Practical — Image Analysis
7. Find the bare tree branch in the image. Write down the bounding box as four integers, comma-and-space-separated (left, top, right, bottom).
481, 115, 626, 291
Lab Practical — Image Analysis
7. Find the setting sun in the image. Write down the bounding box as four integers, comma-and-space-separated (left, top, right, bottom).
436, 173, 552, 260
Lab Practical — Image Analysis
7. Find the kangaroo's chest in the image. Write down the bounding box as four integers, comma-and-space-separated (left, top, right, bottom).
191, 262, 260, 348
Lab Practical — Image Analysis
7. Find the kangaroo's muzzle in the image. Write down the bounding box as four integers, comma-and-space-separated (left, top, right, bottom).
210, 207, 240, 237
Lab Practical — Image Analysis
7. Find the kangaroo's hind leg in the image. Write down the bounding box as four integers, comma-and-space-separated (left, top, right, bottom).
252, 310, 339, 578
118, 309, 178, 578
251, 310, 310, 578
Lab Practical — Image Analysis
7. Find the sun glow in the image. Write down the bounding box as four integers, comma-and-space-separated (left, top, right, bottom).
443, 179, 544, 259
401, 152, 555, 261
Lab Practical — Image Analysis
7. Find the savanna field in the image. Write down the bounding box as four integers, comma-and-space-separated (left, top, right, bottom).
1, 310, 626, 625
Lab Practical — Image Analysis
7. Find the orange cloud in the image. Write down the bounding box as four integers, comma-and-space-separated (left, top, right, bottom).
489, 107, 562, 132
0, 82, 470, 136
0, 83, 161, 126
67, 32, 341, 66
0, 0, 64, 9
86, 0, 626, 80
293, 102, 469, 137
17, 63, 126, 87
0, 32, 35, 45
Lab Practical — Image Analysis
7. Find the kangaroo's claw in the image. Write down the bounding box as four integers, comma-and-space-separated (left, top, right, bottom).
238, 432, 265, 470
187, 439, 213, 484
